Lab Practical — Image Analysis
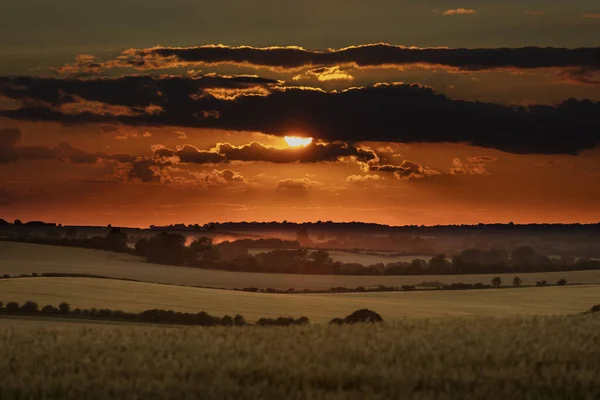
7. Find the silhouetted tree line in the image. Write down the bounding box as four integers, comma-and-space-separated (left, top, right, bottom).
0, 300, 315, 327
1, 227, 131, 253
131, 234, 600, 276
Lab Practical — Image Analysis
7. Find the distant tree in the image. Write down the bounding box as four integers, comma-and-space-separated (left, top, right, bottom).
105, 227, 128, 252
65, 228, 77, 239
220, 315, 234, 326
58, 302, 71, 313
491, 276, 502, 287
591, 304, 600, 313
20, 300, 39, 313
429, 254, 451, 272
41, 305, 59, 314
6, 301, 20, 313
511, 246, 536, 267
233, 314, 247, 326
556, 278, 567, 286
187, 237, 219, 264
513, 276, 522, 287
144, 233, 186, 265
341, 309, 383, 324
309, 250, 333, 267
13, 219, 23, 225
296, 228, 313, 247
134, 238, 149, 257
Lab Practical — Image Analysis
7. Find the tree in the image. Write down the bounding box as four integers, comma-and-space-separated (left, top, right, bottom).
21, 300, 39, 313
491, 276, 502, 287
187, 237, 219, 264
144, 233, 186, 265
513, 276, 522, 287
13, 219, 23, 225
511, 246, 536, 267
556, 278, 567, 286
296, 228, 313, 247
309, 250, 333, 267
5, 301, 20, 313
58, 302, 71, 313
105, 227, 128, 252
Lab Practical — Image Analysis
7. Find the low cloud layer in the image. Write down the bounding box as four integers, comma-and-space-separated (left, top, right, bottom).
63, 44, 600, 74
2, 77, 599, 155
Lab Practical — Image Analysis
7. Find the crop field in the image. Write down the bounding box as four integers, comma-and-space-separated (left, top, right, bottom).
1, 314, 599, 399
2, 241, 600, 290
248, 248, 431, 265
1, 277, 599, 323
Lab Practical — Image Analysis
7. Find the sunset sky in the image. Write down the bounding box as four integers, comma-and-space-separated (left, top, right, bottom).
1, 0, 599, 227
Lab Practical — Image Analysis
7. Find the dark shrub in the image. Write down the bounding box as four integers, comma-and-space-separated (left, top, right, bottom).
97, 309, 112, 318
72, 308, 82, 315
556, 279, 567, 286
296, 316, 310, 325
491, 277, 502, 287
58, 302, 71, 313
342, 309, 383, 324
6, 301, 20, 313
401, 285, 416, 291
233, 314, 246, 326
21, 300, 39, 313
41, 305, 59, 314
220, 315, 234, 326
590, 304, 600, 313
111, 310, 126, 319
196, 311, 217, 326
329, 317, 344, 325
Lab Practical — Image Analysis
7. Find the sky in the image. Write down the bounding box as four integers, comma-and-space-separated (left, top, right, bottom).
1, 0, 599, 227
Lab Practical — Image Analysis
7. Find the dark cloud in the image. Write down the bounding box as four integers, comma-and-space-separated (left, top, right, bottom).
370, 161, 440, 180
154, 144, 226, 164
0, 128, 20, 163
0, 127, 135, 165
93, 44, 600, 72
2, 78, 600, 154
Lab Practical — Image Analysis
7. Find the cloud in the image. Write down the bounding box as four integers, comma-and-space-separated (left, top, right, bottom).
0, 128, 136, 165
370, 161, 440, 180
154, 141, 377, 164
442, 9, 477, 15
174, 131, 188, 140
449, 158, 491, 175
276, 178, 316, 192
293, 66, 354, 82
59, 44, 600, 73
466, 156, 497, 162
3, 78, 600, 154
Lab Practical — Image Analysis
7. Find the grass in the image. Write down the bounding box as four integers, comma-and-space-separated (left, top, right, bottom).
1, 315, 599, 399
2, 277, 599, 323
2, 241, 600, 290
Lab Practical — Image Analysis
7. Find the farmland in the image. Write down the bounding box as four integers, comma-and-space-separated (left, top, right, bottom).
2, 277, 599, 323
249, 248, 431, 265
1, 314, 599, 399
2, 241, 600, 290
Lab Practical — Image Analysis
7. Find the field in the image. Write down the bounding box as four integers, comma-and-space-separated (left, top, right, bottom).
2, 277, 599, 323
249, 248, 431, 265
1, 315, 599, 399
2, 241, 600, 290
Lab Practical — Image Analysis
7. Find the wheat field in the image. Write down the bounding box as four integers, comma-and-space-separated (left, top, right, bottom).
2, 241, 600, 290
1, 277, 599, 322
1, 315, 599, 399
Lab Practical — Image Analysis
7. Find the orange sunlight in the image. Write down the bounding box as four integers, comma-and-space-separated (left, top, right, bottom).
284, 136, 313, 147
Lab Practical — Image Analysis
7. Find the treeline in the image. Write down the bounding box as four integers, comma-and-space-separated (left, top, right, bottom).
2, 227, 131, 253
0, 300, 310, 327
131, 233, 600, 276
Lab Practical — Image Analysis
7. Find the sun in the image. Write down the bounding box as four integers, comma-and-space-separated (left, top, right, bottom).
284, 136, 313, 147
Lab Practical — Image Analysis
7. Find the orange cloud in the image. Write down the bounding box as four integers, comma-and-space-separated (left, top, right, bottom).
442, 8, 477, 15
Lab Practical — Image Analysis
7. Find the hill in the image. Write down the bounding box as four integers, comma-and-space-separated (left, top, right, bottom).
2, 241, 600, 290
1, 277, 599, 323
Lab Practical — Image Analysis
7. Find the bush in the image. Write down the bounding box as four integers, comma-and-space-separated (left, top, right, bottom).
220, 315, 234, 326
556, 279, 567, 286
329, 317, 344, 325
341, 309, 383, 324
513, 276, 522, 287
233, 314, 247, 326
401, 285, 416, 291
58, 302, 71, 313
591, 304, 600, 313
41, 305, 59, 314
6, 301, 20, 313
21, 300, 39, 313
491, 277, 502, 287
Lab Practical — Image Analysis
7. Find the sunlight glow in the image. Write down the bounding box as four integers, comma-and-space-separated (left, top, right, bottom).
284, 136, 313, 147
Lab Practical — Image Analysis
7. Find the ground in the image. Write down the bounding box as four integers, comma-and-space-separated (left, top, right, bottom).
2, 241, 599, 290
1, 277, 599, 322
1, 315, 599, 399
